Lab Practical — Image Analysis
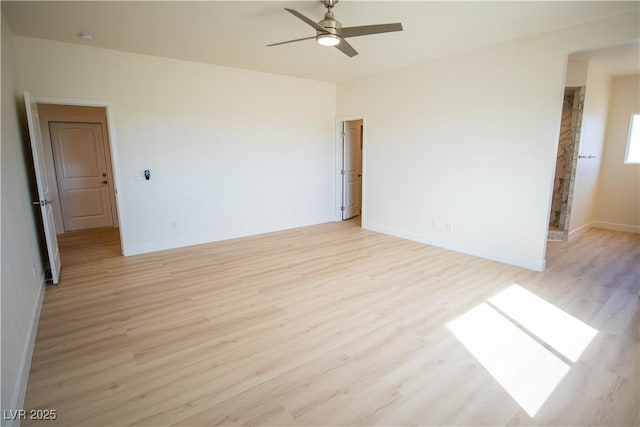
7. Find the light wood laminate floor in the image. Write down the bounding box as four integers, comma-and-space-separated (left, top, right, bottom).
24, 221, 639, 426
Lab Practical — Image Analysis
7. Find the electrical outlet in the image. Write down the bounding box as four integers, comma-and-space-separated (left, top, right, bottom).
446, 222, 453, 232
432, 219, 439, 229
170, 222, 177, 230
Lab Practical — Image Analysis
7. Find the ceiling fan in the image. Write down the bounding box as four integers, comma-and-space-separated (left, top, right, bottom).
267, 0, 403, 57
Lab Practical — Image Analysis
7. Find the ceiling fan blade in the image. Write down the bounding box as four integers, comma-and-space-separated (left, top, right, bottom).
340, 23, 403, 38
335, 39, 358, 57
284, 8, 328, 33
266, 36, 317, 47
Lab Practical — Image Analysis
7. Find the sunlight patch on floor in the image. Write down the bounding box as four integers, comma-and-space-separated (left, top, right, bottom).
447, 285, 598, 418
448, 303, 569, 417
489, 284, 597, 362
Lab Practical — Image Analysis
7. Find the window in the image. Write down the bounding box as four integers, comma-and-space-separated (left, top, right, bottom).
625, 114, 640, 164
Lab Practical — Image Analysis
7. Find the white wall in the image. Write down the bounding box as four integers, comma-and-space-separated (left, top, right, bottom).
13, 37, 336, 255
569, 62, 611, 234
594, 74, 640, 232
1, 12, 46, 417
337, 10, 639, 270
565, 60, 588, 87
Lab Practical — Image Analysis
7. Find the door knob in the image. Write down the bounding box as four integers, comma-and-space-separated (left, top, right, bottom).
102, 173, 107, 177
32, 200, 52, 206
101, 180, 108, 184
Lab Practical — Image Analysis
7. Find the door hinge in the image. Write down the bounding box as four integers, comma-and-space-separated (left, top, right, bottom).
341, 206, 345, 211
341, 169, 345, 175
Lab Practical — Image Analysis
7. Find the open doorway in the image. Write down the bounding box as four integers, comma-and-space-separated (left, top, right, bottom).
336, 116, 365, 224
548, 86, 585, 241
37, 104, 119, 235
25, 96, 125, 284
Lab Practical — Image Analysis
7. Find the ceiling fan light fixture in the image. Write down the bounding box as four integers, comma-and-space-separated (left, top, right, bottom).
317, 33, 340, 47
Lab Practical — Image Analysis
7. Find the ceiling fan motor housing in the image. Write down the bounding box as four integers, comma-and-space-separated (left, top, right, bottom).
318, 12, 342, 37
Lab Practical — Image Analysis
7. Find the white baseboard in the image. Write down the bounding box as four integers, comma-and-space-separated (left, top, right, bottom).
568, 222, 593, 237
363, 222, 545, 272
124, 216, 334, 256
591, 221, 640, 234
6, 279, 46, 427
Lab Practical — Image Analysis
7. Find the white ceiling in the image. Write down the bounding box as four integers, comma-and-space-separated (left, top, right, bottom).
570, 40, 640, 76
3, 1, 639, 83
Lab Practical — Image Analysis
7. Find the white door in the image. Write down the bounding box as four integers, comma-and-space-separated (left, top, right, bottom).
24, 93, 61, 284
342, 120, 363, 220
49, 122, 114, 231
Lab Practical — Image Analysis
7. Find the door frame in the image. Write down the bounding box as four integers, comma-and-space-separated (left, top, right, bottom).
33, 95, 127, 255
335, 114, 366, 224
